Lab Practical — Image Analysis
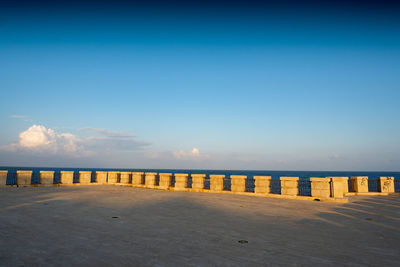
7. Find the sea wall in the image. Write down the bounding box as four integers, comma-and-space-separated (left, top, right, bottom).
0, 170, 398, 202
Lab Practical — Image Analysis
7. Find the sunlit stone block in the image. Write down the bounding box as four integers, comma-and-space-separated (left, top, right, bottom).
280, 177, 299, 196
40, 171, 54, 185
329, 177, 347, 198
79, 171, 92, 185
174, 173, 188, 191
378, 177, 395, 193
132, 172, 144, 186
108, 172, 120, 184
60, 171, 74, 184
210, 175, 225, 192
191, 174, 206, 191
0, 171, 7, 187
310, 177, 330, 199
96, 171, 108, 184
120, 172, 132, 184
158, 173, 172, 190
230, 175, 247, 193
17, 170, 32, 186
351, 176, 369, 193
254, 176, 271, 194
340, 177, 349, 194
145, 172, 157, 188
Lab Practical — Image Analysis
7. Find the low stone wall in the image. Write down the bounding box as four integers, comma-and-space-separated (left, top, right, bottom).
40, 171, 55, 185
254, 176, 271, 194
191, 174, 206, 192
145, 173, 157, 189
0, 171, 8, 187
107, 172, 120, 184
61, 171, 74, 184
17, 171, 32, 186
132, 172, 144, 186
0, 169, 397, 202
310, 178, 330, 199
120, 172, 132, 185
96, 171, 108, 184
158, 173, 172, 190
174, 173, 188, 191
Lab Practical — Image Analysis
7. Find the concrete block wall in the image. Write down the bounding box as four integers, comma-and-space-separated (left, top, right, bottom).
310, 178, 330, 199
61, 171, 74, 184
254, 176, 271, 194
378, 177, 395, 193
120, 172, 132, 184
191, 174, 206, 191
0, 170, 8, 187
210, 175, 225, 192
17, 171, 32, 186
351, 176, 369, 193
40, 171, 54, 185
79, 171, 92, 185
145, 173, 157, 189
329, 177, 348, 198
2, 169, 398, 202
96, 171, 108, 184
174, 174, 188, 191
280, 177, 299, 196
230, 175, 246, 193
107, 172, 120, 184
159, 173, 172, 190
132, 172, 144, 186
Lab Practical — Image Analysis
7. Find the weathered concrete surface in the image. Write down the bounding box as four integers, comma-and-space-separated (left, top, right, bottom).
0, 186, 399, 266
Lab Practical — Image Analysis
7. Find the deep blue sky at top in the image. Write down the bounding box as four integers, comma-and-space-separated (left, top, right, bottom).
0, 0, 399, 170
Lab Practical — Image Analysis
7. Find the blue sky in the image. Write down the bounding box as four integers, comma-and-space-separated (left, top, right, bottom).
1, 1, 399, 170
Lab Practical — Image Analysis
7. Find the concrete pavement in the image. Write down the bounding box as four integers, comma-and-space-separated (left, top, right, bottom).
0, 186, 399, 266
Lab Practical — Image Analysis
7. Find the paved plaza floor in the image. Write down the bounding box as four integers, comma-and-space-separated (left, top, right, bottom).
0, 186, 399, 266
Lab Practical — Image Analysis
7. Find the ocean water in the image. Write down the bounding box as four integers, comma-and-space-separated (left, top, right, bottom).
1, 166, 400, 194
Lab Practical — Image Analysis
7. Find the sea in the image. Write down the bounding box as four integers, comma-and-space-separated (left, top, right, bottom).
1, 166, 400, 194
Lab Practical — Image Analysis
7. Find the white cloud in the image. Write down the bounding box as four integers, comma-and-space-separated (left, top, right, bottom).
5, 125, 85, 155
19, 125, 56, 148
173, 147, 210, 160
2, 125, 150, 157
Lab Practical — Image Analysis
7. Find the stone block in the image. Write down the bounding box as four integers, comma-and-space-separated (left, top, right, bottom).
108, 172, 120, 184
40, 171, 54, 185
351, 176, 369, 193
0, 171, 7, 187
145, 173, 157, 188
191, 174, 206, 190
378, 177, 395, 193
329, 177, 348, 198
210, 175, 225, 192
120, 172, 132, 184
310, 178, 330, 199
280, 177, 299, 196
132, 172, 144, 186
96, 171, 108, 184
79, 171, 92, 185
60, 171, 74, 184
230, 175, 247, 193
253, 176, 271, 194
338, 177, 349, 194
174, 173, 188, 191
159, 173, 172, 190
17, 170, 32, 186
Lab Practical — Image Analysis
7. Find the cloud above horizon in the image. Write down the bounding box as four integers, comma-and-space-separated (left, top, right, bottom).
1, 125, 150, 157
173, 148, 210, 160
